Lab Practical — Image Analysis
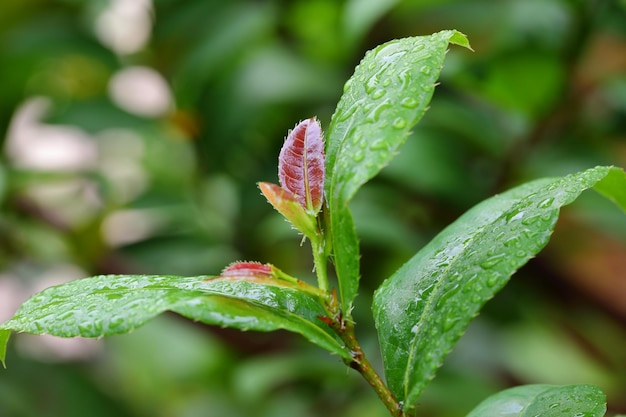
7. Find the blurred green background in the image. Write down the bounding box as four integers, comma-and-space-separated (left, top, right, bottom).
1, 0, 626, 416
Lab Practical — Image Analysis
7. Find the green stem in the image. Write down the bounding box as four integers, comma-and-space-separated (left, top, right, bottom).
329, 309, 402, 416
311, 234, 329, 293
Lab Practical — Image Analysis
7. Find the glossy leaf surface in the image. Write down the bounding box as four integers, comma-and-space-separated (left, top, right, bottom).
279, 117, 325, 214
465, 384, 606, 417
325, 30, 471, 314
373, 166, 626, 408
0, 275, 351, 364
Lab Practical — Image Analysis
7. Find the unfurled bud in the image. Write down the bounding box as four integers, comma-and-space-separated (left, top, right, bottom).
278, 117, 325, 215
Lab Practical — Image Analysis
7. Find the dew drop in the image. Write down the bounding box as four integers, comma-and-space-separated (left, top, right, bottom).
397, 69, 411, 88
361, 103, 374, 114
538, 197, 555, 208
506, 209, 525, 223
365, 99, 392, 123
382, 78, 392, 87
370, 139, 387, 151
392, 117, 407, 129
400, 97, 419, 108
486, 272, 500, 288
420, 65, 431, 75
353, 151, 365, 162
522, 215, 541, 226
371, 89, 386, 99
443, 314, 459, 331
350, 132, 363, 145
480, 253, 505, 269
336, 103, 358, 122
343, 78, 354, 93
435, 284, 460, 310
365, 75, 378, 94
503, 236, 521, 247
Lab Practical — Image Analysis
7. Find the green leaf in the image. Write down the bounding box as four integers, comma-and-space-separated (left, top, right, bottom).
0, 329, 9, 368
0, 275, 351, 362
465, 384, 606, 417
325, 30, 471, 314
372, 166, 626, 408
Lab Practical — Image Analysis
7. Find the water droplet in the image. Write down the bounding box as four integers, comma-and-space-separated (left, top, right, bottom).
350, 132, 363, 145
392, 117, 407, 129
486, 272, 500, 288
353, 151, 364, 162
343, 78, 354, 93
400, 97, 419, 108
365, 99, 392, 123
371, 89, 386, 99
361, 103, 374, 114
382, 78, 392, 87
443, 314, 459, 331
480, 253, 505, 269
538, 197, 555, 208
435, 284, 460, 310
420, 65, 431, 75
365, 75, 378, 94
397, 69, 411, 89
370, 140, 387, 151
515, 250, 527, 258
108, 316, 125, 331
549, 402, 560, 409
522, 215, 541, 226
503, 236, 521, 247
336, 103, 359, 122
506, 209, 525, 223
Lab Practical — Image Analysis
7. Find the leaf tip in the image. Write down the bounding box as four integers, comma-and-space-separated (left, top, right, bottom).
447, 30, 473, 51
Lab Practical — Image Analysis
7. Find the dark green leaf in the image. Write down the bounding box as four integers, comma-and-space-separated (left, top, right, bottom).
465, 384, 606, 417
325, 30, 471, 314
0, 275, 351, 362
372, 166, 626, 408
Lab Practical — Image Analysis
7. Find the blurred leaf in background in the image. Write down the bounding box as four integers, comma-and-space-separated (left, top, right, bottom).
1, 0, 625, 416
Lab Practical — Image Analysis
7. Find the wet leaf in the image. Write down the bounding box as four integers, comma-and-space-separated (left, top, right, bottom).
278, 117, 325, 215
0, 275, 351, 363
325, 30, 471, 314
372, 166, 626, 409
465, 384, 606, 417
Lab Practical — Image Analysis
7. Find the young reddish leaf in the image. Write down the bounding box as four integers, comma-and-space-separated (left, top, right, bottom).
279, 117, 325, 215
258, 182, 318, 240
218, 260, 327, 299
222, 261, 273, 277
